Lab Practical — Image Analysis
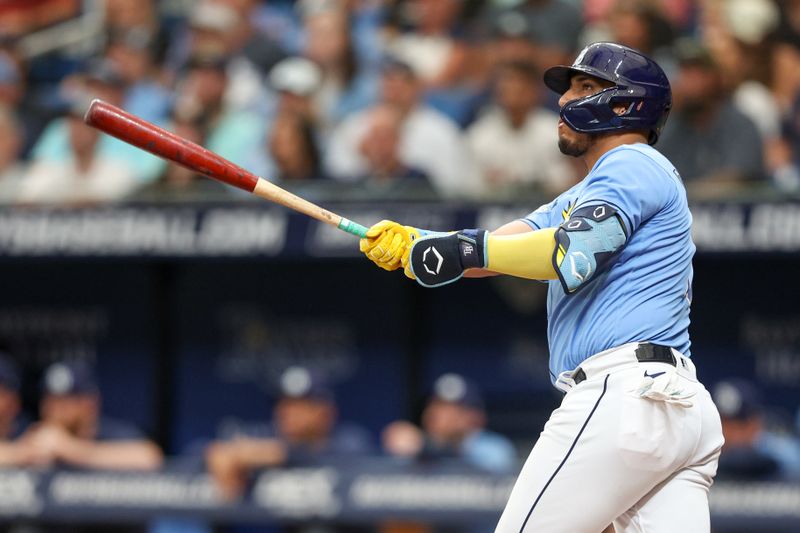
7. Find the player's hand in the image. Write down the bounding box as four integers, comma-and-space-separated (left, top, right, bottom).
360, 220, 421, 272
382, 421, 424, 457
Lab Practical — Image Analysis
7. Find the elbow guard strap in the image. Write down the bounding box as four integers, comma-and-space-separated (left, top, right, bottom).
553, 204, 628, 294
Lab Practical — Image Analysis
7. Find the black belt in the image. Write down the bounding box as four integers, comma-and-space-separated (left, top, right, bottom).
572, 343, 676, 385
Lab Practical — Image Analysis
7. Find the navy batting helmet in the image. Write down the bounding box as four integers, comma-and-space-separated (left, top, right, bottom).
544, 42, 671, 145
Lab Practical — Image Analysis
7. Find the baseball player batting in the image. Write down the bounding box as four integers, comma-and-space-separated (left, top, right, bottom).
360, 42, 725, 533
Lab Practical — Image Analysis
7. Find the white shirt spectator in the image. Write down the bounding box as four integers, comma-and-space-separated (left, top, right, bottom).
18, 158, 138, 204
326, 105, 480, 197
733, 80, 781, 140
467, 107, 572, 193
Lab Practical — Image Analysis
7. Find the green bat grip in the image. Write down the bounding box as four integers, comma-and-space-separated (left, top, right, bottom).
337, 218, 369, 238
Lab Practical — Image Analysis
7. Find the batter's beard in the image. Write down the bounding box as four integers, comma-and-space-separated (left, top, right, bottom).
558, 134, 593, 157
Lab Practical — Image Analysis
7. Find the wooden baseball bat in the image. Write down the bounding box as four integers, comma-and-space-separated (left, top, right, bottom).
83, 99, 369, 237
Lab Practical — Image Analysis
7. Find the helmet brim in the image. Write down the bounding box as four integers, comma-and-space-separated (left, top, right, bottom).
543, 65, 617, 95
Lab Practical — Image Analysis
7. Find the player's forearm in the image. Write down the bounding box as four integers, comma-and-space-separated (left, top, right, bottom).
465, 220, 553, 279
485, 228, 558, 280
59, 440, 163, 470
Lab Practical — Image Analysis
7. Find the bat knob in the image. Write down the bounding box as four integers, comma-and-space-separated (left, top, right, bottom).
82, 98, 107, 126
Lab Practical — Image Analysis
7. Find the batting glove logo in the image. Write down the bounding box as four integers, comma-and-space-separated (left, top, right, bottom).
422, 246, 444, 275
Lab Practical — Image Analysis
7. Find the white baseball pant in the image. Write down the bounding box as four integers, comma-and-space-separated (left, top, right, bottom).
495, 343, 724, 533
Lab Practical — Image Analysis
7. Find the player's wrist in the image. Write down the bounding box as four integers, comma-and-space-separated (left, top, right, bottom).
407, 229, 488, 287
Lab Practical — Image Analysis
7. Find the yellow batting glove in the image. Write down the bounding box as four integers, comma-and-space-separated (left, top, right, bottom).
360, 220, 421, 272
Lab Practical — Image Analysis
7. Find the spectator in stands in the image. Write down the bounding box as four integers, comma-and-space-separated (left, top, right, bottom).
604, 0, 676, 58
384, 0, 468, 91
657, 39, 765, 191
0, 0, 80, 37
383, 0, 480, 123
268, 56, 324, 128
235, 56, 324, 184
484, 0, 583, 70
301, 2, 379, 129
383, 373, 517, 474
22, 58, 167, 203
326, 59, 479, 197
467, 61, 573, 195
0, 48, 24, 109
268, 109, 323, 181
167, 0, 284, 116
764, 4, 800, 192
0, 353, 39, 466
356, 103, 431, 186
483, 10, 539, 75
19, 102, 141, 204
166, 53, 267, 182
712, 379, 800, 481
206, 366, 373, 500
104, 27, 172, 124
104, 0, 160, 37
0, 105, 25, 202
19, 360, 163, 470
703, 0, 791, 191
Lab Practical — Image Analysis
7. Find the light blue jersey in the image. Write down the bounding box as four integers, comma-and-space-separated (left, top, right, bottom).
522, 143, 694, 382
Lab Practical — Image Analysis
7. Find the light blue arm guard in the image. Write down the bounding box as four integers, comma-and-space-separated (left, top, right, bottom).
553, 204, 628, 294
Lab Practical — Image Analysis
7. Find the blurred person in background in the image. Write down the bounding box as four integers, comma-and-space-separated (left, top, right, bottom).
383, 0, 482, 124
164, 53, 267, 186
356, 102, 431, 186
657, 39, 765, 193
326, 59, 479, 197
253, 0, 386, 71
166, 0, 284, 116
483, 9, 540, 71
18, 82, 141, 203
0, 47, 24, 110
467, 61, 573, 196
301, 2, 379, 129
206, 366, 373, 500
103, 0, 161, 39
0, 352, 39, 466
603, 0, 676, 59
104, 27, 172, 124
582, 0, 693, 32
383, 373, 517, 474
768, 1, 800, 191
19, 360, 163, 470
702, 0, 792, 191
268, 56, 324, 125
246, 56, 324, 182
712, 378, 800, 481
0, 0, 80, 38
0, 105, 26, 202
483, 0, 583, 70
268, 109, 323, 182
384, 0, 468, 91
22, 58, 165, 202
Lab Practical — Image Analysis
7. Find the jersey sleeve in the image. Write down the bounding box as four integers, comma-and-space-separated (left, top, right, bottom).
520, 198, 560, 230
575, 149, 677, 236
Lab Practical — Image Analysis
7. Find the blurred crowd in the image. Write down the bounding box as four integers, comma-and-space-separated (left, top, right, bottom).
1, 352, 799, 488
0, 347, 799, 533
1, 0, 800, 205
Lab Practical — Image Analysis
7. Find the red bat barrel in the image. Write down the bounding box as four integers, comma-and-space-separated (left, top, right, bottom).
83, 99, 259, 193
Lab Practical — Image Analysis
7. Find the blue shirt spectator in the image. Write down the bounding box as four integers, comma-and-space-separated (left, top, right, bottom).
382, 373, 518, 474
19, 360, 163, 471
713, 378, 800, 481
206, 366, 374, 500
